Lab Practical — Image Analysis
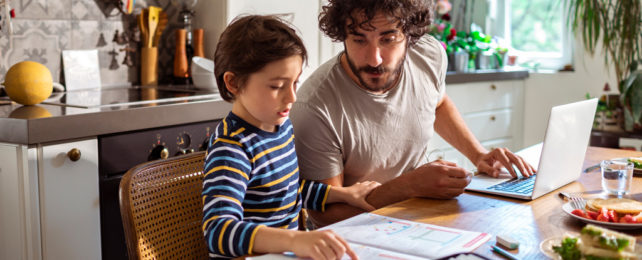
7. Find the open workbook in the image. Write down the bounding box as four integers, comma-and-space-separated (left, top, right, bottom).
249, 213, 491, 260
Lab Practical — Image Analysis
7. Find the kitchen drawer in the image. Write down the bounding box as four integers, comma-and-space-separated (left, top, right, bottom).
447, 81, 520, 114
463, 109, 513, 142
427, 109, 514, 149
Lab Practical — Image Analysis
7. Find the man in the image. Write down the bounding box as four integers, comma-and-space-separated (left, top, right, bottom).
290, 0, 536, 227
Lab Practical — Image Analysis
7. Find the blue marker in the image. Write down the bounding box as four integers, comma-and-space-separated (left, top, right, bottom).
491, 245, 520, 260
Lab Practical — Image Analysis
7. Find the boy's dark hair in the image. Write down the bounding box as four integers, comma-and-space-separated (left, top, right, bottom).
214, 15, 308, 102
319, 0, 433, 45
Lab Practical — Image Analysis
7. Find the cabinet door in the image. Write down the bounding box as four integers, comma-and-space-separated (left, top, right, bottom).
40, 139, 100, 260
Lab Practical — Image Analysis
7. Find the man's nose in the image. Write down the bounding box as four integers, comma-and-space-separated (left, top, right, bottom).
365, 43, 383, 67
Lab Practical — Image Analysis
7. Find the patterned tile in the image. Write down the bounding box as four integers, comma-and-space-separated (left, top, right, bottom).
71, 0, 121, 21
0, 19, 71, 83
0, 0, 183, 87
71, 20, 134, 86
14, 0, 72, 20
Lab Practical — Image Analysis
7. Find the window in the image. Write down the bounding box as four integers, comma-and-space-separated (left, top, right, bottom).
490, 0, 572, 70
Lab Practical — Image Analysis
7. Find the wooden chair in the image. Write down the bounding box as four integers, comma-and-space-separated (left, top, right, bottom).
119, 151, 209, 260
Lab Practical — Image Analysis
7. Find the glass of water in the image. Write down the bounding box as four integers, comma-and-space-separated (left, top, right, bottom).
601, 159, 634, 196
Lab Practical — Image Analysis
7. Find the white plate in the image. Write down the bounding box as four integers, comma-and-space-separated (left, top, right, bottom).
562, 202, 642, 230
539, 236, 567, 260
540, 234, 642, 259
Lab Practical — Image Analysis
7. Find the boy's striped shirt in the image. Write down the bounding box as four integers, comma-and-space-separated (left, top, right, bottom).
202, 112, 330, 259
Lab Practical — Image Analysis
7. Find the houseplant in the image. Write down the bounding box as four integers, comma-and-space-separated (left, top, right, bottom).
566, 0, 642, 132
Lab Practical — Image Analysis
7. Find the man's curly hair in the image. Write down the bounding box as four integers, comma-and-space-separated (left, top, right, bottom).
319, 0, 433, 45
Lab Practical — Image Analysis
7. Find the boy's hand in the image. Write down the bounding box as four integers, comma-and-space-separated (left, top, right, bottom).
291, 230, 358, 260
339, 181, 381, 211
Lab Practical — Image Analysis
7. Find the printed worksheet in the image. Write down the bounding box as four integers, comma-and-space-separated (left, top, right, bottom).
322, 213, 491, 259
249, 213, 491, 260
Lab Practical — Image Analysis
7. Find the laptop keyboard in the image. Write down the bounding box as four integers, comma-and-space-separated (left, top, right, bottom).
488, 175, 536, 194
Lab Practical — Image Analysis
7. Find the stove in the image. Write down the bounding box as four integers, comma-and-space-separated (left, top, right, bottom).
41, 85, 219, 109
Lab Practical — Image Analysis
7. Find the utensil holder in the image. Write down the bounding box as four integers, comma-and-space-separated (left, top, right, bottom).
141, 47, 158, 85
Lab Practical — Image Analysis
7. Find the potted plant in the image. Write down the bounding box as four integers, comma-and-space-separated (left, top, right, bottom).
566, 0, 642, 132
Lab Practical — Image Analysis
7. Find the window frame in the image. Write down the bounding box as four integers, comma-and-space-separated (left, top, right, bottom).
491, 0, 573, 70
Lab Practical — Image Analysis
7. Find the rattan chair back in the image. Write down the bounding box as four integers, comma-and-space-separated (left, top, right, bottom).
119, 151, 209, 260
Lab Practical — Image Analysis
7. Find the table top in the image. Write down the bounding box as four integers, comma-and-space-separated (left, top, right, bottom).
372, 146, 642, 259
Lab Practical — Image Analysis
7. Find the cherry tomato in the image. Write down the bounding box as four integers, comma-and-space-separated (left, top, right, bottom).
571, 209, 587, 218
620, 214, 634, 223
586, 210, 599, 220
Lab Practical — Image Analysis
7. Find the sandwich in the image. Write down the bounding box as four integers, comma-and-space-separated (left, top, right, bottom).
553, 224, 639, 259
629, 157, 642, 170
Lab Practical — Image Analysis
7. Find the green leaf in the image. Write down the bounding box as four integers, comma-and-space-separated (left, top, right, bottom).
630, 77, 642, 123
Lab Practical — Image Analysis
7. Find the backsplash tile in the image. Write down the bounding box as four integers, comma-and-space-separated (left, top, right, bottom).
13, 0, 72, 19
0, 19, 71, 83
1, 0, 183, 87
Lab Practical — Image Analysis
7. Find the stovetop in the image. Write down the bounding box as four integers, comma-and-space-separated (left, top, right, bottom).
39, 85, 220, 109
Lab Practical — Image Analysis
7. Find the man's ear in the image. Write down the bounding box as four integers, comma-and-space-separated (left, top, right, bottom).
223, 71, 239, 95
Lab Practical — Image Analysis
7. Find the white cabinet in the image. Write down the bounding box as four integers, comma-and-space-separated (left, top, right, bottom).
0, 138, 100, 260
194, 0, 323, 81
427, 80, 525, 170
0, 143, 40, 260
39, 139, 101, 260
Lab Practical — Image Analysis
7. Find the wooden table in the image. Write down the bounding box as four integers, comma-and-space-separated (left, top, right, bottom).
372, 147, 642, 259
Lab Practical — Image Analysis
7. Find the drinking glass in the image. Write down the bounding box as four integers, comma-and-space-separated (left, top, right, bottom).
600, 159, 634, 196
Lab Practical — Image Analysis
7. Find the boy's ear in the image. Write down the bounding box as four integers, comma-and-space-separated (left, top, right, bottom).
223, 71, 239, 95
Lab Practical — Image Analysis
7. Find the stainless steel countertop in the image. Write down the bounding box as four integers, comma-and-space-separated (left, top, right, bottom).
0, 86, 231, 145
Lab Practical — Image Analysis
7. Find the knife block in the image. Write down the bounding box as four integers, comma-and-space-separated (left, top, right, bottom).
141, 47, 158, 85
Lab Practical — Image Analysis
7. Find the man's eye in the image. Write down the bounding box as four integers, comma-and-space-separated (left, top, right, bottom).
353, 38, 366, 45
270, 86, 282, 90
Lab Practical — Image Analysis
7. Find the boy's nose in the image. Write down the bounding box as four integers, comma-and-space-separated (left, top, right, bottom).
284, 85, 296, 103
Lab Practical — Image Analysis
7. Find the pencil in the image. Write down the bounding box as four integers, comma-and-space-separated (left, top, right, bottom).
491, 245, 520, 260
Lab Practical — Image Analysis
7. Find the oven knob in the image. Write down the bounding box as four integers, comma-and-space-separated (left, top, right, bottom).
148, 145, 169, 161
199, 138, 210, 151
175, 148, 195, 156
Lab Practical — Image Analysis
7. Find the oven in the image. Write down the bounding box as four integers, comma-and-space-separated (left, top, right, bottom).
98, 119, 219, 259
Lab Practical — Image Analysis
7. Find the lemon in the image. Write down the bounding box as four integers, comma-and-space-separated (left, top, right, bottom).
2, 61, 53, 105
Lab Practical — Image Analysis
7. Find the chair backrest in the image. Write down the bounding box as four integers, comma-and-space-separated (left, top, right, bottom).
119, 151, 209, 260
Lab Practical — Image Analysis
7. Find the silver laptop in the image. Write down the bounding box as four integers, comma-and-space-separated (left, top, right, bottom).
465, 98, 598, 200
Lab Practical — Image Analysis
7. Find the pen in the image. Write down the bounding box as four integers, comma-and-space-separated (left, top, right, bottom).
491, 245, 520, 260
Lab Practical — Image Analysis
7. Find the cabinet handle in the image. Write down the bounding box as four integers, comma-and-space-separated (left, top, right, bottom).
67, 148, 81, 162
490, 115, 496, 121
490, 84, 497, 90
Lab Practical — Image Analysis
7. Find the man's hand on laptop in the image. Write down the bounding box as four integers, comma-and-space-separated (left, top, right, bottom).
475, 148, 537, 178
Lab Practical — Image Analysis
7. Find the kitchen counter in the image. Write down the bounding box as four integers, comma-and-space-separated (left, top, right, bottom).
0, 85, 231, 145
0, 68, 527, 145
445, 67, 529, 84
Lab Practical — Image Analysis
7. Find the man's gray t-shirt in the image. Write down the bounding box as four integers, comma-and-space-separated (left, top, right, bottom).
290, 35, 447, 186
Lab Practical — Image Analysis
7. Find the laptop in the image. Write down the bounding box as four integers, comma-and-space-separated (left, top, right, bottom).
465, 98, 598, 200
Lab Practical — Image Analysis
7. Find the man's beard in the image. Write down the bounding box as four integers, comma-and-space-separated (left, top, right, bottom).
344, 49, 406, 92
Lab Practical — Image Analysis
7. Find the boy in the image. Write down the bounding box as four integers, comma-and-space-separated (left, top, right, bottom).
202, 15, 380, 260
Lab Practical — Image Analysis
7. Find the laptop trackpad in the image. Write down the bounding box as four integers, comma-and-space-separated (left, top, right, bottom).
468, 174, 512, 190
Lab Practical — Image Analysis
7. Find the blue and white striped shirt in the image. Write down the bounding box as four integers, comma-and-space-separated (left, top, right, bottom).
202, 112, 329, 259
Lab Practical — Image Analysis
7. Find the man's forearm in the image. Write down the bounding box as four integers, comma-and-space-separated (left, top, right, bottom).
434, 95, 486, 164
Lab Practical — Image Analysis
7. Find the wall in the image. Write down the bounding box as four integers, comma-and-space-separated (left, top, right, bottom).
521, 35, 617, 147
193, 0, 322, 82
0, 0, 186, 87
